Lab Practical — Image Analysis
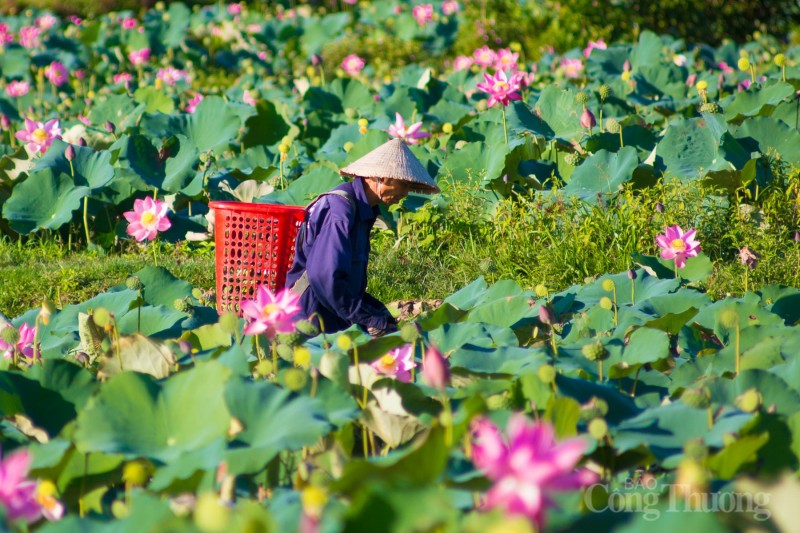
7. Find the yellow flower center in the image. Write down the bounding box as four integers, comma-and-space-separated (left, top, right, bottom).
493, 81, 508, 92
380, 354, 397, 368
261, 303, 279, 318
32, 128, 48, 144
141, 212, 156, 225
671, 238, 687, 252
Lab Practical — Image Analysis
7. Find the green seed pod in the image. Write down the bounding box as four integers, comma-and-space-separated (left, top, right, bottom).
276, 343, 295, 362
774, 53, 787, 67
683, 438, 707, 460
605, 118, 620, 134
92, 307, 112, 328
400, 323, 420, 343
564, 152, 582, 166
194, 491, 231, 533
479, 257, 496, 273
254, 359, 273, 377
601, 279, 615, 292
699, 102, 721, 114
283, 368, 308, 391
681, 387, 711, 409
735, 388, 762, 413
581, 341, 608, 361
442, 122, 453, 134
537, 364, 556, 384
718, 308, 739, 329
192, 288, 204, 299
174, 298, 194, 314
599, 296, 613, 310
0, 326, 20, 345
574, 91, 590, 106
588, 418, 608, 440
296, 319, 319, 337
126, 276, 144, 291
275, 331, 304, 347
534, 284, 549, 297
122, 459, 153, 486
344, 108, 358, 119
598, 84, 612, 101
485, 391, 511, 410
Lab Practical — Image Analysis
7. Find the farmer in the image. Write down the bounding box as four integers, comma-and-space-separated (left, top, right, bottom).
286, 138, 440, 336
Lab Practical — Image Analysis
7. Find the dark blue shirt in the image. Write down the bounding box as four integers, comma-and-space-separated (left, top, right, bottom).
285, 179, 394, 333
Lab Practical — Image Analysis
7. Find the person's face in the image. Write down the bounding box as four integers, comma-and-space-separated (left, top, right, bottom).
377, 178, 413, 205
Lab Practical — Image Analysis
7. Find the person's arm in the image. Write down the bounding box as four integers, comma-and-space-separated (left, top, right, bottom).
305, 208, 392, 331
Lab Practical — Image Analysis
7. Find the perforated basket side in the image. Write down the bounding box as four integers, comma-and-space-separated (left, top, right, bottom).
209, 202, 304, 316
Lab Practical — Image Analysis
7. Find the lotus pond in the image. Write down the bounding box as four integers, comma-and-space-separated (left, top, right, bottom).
0, 1, 799, 531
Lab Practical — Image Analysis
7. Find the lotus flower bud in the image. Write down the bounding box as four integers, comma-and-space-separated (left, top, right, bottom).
655, 201, 665, 213
105, 120, 116, 134
627, 269, 637, 280
580, 107, 596, 129
125, 275, 143, 291
423, 345, 450, 389
0, 114, 10, 131
65, 144, 76, 161
538, 304, 555, 325
78, 137, 87, 147
795, 231, 800, 243
311, 54, 322, 67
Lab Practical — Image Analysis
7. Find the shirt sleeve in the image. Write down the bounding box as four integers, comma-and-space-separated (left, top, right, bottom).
304, 205, 391, 330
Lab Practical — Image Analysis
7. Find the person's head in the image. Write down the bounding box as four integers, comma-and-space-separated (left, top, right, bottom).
365, 177, 413, 206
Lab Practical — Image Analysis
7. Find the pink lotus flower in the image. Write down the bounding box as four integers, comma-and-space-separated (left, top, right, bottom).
371, 345, 416, 382
471, 416, 598, 528
44, 61, 68, 87
412, 4, 434, 25
442, 0, 459, 15
128, 48, 150, 66
560, 58, 584, 79
422, 345, 449, 389
123, 197, 171, 242
36, 486, 64, 522
157, 67, 190, 85
0, 323, 36, 360
473, 46, 496, 68
580, 107, 596, 130
121, 17, 138, 30
68, 16, 82, 26
113, 72, 132, 84
0, 449, 42, 523
241, 286, 301, 338
242, 90, 256, 106
227, 3, 242, 14
6, 81, 30, 98
512, 70, 535, 88
686, 73, 697, 87
476, 70, 522, 108
452, 55, 473, 71
673, 54, 687, 67
388, 113, 430, 145
35, 15, 58, 31
656, 225, 701, 269
583, 39, 607, 58
77, 115, 90, 126
341, 54, 365, 76
0, 23, 14, 44
15, 118, 61, 155
186, 94, 203, 113
18, 26, 40, 48
494, 48, 519, 72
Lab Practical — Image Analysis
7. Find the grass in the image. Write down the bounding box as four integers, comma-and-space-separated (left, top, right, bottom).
2, 174, 799, 319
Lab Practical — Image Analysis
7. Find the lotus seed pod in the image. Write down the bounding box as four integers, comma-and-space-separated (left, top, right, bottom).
537, 364, 556, 384
219, 312, 239, 335
343, 141, 354, 152
564, 152, 582, 166
601, 279, 615, 292
192, 288, 204, 299
357, 118, 368, 128
92, 307, 112, 328
598, 84, 612, 100
275, 331, 304, 347
295, 319, 319, 337
293, 347, 311, 367
681, 387, 710, 409
737, 57, 751, 71
335, 334, 352, 351
283, 368, 308, 391
275, 343, 294, 362
605, 118, 620, 134
194, 492, 231, 533
599, 296, 613, 310
486, 391, 511, 410
735, 388, 762, 413
479, 257, 496, 273
588, 418, 608, 440
278, 143, 289, 154
675, 458, 707, 494
65, 145, 76, 161
774, 53, 787, 67
0, 326, 20, 345
627, 269, 637, 280
254, 359, 273, 377
574, 91, 590, 106
122, 459, 152, 486
126, 276, 143, 291
695, 80, 708, 91
581, 341, 608, 361
538, 304, 554, 325
442, 122, 453, 133
174, 298, 194, 313
111, 500, 130, 519
534, 284, 548, 297
594, 397, 609, 415
718, 308, 739, 329
400, 323, 420, 342
699, 102, 721, 114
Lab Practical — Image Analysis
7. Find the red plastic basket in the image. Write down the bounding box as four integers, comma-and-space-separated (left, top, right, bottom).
209, 201, 305, 316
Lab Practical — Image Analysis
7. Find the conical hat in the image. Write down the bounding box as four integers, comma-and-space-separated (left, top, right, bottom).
339, 138, 440, 194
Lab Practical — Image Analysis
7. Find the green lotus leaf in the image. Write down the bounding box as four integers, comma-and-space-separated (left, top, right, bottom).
732, 116, 800, 165
162, 134, 199, 193
257, 162, 344, 206
555, 374, 641, 425
722, 81, 796, 122
427, 322, 518, 355
242, 100, 292, 149
562, 147, 639, 203
706, 370, 800, 416
74, 362, 232, 462
615, 505, 731, 532
465, 295, 535, 329
88, 93, 145, 131
148, 438, 226, 492
623, 327, 672, 365
112, 266, 193, 308
632, 252, 713, 282
98, 333, 175, 379
0, 370, 85, 437
0, 47, 31, 79
299, 13, 349, 56
532, 85, 585, 140
134, 86, 175, 114
2, 167, 88, 234
442, 276, 489, 310
449, 345, 547, 375
340, 484, 458, 533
